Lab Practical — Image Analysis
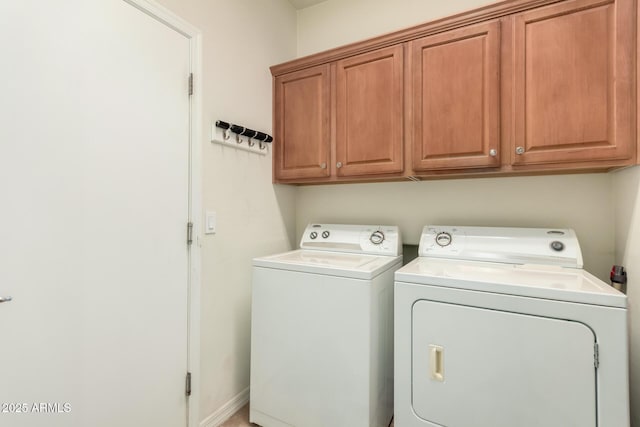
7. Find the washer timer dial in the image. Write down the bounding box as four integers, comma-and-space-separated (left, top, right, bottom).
435, 232, 452, 247
369, 230, 385, 245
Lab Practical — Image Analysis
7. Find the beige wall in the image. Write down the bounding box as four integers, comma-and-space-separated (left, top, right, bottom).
154, 0, 298, 423
297, 174, 614, 279
614, 166, 640, 427
296, 0, 494, 56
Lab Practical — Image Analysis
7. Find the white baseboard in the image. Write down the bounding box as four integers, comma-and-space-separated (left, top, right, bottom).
199, 387, 250, 427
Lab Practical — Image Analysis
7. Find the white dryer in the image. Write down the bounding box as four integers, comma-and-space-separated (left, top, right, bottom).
251, 224, 402, 427
394, 226, 629, 427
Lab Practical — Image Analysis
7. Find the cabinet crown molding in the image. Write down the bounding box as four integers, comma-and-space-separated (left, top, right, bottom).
271, 0, 566, 76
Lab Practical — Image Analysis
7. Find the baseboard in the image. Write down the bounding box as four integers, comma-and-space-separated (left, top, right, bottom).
199, 387, 249, 427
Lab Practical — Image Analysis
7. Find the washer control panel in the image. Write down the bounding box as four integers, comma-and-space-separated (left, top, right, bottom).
420, 227, 465, 258
300, 224, 402, 256
418, 225, 582, 268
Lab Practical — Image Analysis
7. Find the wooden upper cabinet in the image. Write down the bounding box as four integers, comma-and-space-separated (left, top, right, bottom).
270, 0, 636, 184
411, 21, 501, 172
511, 0, 634, 166
335, 45, 404, 177
274, 65, 331, 181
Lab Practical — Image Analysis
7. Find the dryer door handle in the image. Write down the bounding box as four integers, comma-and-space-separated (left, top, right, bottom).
429, 344, 445, 382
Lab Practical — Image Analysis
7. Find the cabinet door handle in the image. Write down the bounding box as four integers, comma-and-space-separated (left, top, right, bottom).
0, 296, 13, 304
515, 146, 525, 155
336, 162, 343, 168
489, 148, 497, 157
320, 162, 327, 169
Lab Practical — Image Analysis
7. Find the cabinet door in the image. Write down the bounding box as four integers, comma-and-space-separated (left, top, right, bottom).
274, 65, 331, 181
512, 0, 633, 166
335, 45, 404, 177
411, 21, 501, 171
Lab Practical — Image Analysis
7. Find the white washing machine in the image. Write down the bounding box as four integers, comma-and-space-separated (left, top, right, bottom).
251, 224, 403, 427
394, 226, 629, 427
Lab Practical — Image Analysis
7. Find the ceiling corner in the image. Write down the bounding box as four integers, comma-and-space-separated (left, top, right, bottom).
288, 0, 328, 10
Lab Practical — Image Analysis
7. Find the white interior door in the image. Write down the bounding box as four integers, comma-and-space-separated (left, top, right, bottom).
0, 1, 191, 426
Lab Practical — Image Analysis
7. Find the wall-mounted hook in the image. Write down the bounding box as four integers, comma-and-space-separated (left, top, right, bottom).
254, 132, 270, 150
241, 128, 257, 147
261, 135, 273, 150
215, 120, 232, 141
230, 124, 244, 144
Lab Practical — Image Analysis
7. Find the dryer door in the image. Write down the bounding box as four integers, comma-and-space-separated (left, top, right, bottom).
412, 300, 596, 427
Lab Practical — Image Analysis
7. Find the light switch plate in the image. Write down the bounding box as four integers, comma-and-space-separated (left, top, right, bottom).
205, 211, 216, 235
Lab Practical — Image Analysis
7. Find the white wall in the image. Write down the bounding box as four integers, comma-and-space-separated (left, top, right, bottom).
154, 0, 298, 423
614, 166, 640, 426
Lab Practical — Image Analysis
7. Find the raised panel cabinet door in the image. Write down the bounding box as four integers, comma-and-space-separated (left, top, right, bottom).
412, 21, 501, 171
512, 0, 633, 166
335, 45, 404, 177
274, 65, 331, 181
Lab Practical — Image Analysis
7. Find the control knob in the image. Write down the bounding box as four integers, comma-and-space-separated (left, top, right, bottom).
435, 232, 452, 247
370, 230, 385, 245
310, 232, 318, 240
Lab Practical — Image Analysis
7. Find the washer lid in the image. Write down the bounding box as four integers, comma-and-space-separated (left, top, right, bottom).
253, 249, 402, 280
418, 226, 583, 268
395, 257, 626, 308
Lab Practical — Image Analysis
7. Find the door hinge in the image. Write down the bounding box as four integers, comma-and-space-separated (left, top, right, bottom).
185, 372, 192, 397
594, 342, 599, 369
187, 222, 193, 245
188, 73, 193, 96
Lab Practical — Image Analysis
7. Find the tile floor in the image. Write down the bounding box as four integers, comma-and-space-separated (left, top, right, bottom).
219, 403, 394, 427
219, 403, 257, 427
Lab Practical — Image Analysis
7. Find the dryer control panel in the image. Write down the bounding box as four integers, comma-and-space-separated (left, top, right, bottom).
418, 226, 583, 268
300, 224, 402, 256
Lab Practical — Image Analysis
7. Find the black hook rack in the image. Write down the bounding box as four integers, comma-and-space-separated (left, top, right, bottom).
215, 120, 273, 150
